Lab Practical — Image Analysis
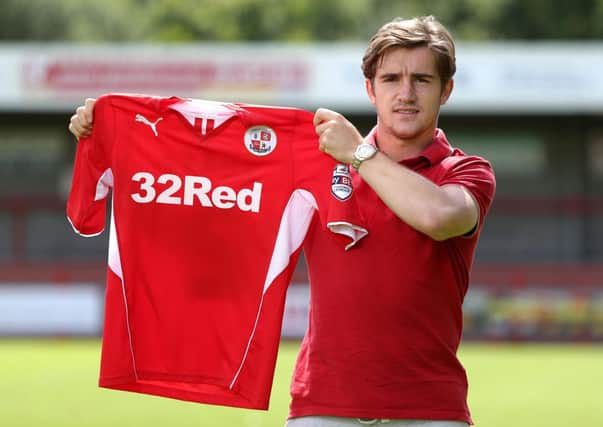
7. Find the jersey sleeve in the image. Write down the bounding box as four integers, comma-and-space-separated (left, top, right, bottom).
291, 110, 367, 250
66, 95, 116, 236
440, 155, 496, 233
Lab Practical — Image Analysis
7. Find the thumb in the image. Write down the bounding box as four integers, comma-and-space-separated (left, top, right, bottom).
313, 108, 340, 127
84, 98, 97, 124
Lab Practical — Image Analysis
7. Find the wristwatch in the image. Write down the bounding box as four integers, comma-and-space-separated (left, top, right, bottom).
351, 143, 378, 170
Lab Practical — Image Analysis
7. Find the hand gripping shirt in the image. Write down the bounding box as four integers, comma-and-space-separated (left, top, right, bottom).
290, 128, 496, 424
67, 94, 366, 410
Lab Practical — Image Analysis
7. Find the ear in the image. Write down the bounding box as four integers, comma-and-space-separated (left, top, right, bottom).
440, 79, 454, 106
365, 78, 377, 105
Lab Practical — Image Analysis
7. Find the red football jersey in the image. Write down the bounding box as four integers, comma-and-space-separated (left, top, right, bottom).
67, 94, 366, 410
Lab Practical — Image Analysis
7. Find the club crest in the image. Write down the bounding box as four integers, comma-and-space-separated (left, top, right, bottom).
244, 126, 277, 156
331, 163, 353, 201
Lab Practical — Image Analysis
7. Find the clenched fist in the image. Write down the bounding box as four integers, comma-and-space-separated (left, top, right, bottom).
313, 108, 364, 164
68, 98, 96, 140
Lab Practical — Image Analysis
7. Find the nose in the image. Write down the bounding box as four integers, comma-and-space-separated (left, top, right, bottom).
397, 78, 416, 103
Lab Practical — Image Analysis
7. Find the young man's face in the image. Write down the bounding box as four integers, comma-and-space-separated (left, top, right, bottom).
366, 46, 453, 146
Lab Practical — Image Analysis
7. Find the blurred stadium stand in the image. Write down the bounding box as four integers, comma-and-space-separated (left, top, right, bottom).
1, 42, 602, 340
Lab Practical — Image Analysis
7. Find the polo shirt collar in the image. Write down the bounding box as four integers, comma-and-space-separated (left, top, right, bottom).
365, 126, 453, 167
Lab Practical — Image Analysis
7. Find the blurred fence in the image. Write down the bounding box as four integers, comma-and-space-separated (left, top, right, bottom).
1, 41, 602, 341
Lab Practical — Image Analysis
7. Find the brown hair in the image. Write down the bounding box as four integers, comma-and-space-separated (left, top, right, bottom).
361, 16, 456, 86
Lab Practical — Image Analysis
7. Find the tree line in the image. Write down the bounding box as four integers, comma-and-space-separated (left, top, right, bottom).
2, 0, 602, 42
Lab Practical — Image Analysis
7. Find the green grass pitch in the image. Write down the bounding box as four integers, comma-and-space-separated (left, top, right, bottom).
1, 339, 602, 426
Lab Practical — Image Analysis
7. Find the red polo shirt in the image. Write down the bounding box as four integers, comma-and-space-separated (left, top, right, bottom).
289, 128, 496, 424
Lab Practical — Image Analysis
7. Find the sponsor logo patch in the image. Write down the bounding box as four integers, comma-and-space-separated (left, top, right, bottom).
130, 171, 262, 212
135, 114, 163, 137
244, 126, 277, 156
331, 163, 353, 201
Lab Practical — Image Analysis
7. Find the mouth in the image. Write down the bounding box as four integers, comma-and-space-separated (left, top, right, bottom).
393, 107, 419, 116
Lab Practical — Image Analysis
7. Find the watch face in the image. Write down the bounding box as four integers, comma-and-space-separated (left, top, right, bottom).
356, 144, 376, 159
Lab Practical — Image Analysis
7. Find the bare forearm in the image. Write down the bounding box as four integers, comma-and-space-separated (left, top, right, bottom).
357, 153, 478, 241
311, 108, 478, 240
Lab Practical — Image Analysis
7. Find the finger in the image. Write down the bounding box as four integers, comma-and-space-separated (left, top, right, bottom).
313, 108, 339, 127
69, 115, 81, 135
69, 115, 90, 139
318, 130, 333, 151
68, 123, 84, 140
76, 106, 93, 129
314, 119, 336, 136
75, 107, 87, 125
318, 140, 331, 155
83, 98, 96, 123
70, 113, 85, 133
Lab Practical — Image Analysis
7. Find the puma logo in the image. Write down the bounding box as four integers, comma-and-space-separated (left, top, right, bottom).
135, 114, 163, 137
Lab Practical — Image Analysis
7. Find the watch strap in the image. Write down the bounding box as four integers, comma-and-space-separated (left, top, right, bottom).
351, 144, 378, 170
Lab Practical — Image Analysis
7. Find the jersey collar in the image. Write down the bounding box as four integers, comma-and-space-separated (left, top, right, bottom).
419, 128, 454, 166
365, 126, 453, 168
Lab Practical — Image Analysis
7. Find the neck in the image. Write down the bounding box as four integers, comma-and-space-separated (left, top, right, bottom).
375, 126, 436, 162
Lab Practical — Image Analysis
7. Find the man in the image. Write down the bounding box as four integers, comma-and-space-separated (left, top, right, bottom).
69, 16, 495, 427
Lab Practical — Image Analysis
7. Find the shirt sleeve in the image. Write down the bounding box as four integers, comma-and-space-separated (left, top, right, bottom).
66, 95, 116, 237
440, 155, 496, 233
291, 110, 367, 249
